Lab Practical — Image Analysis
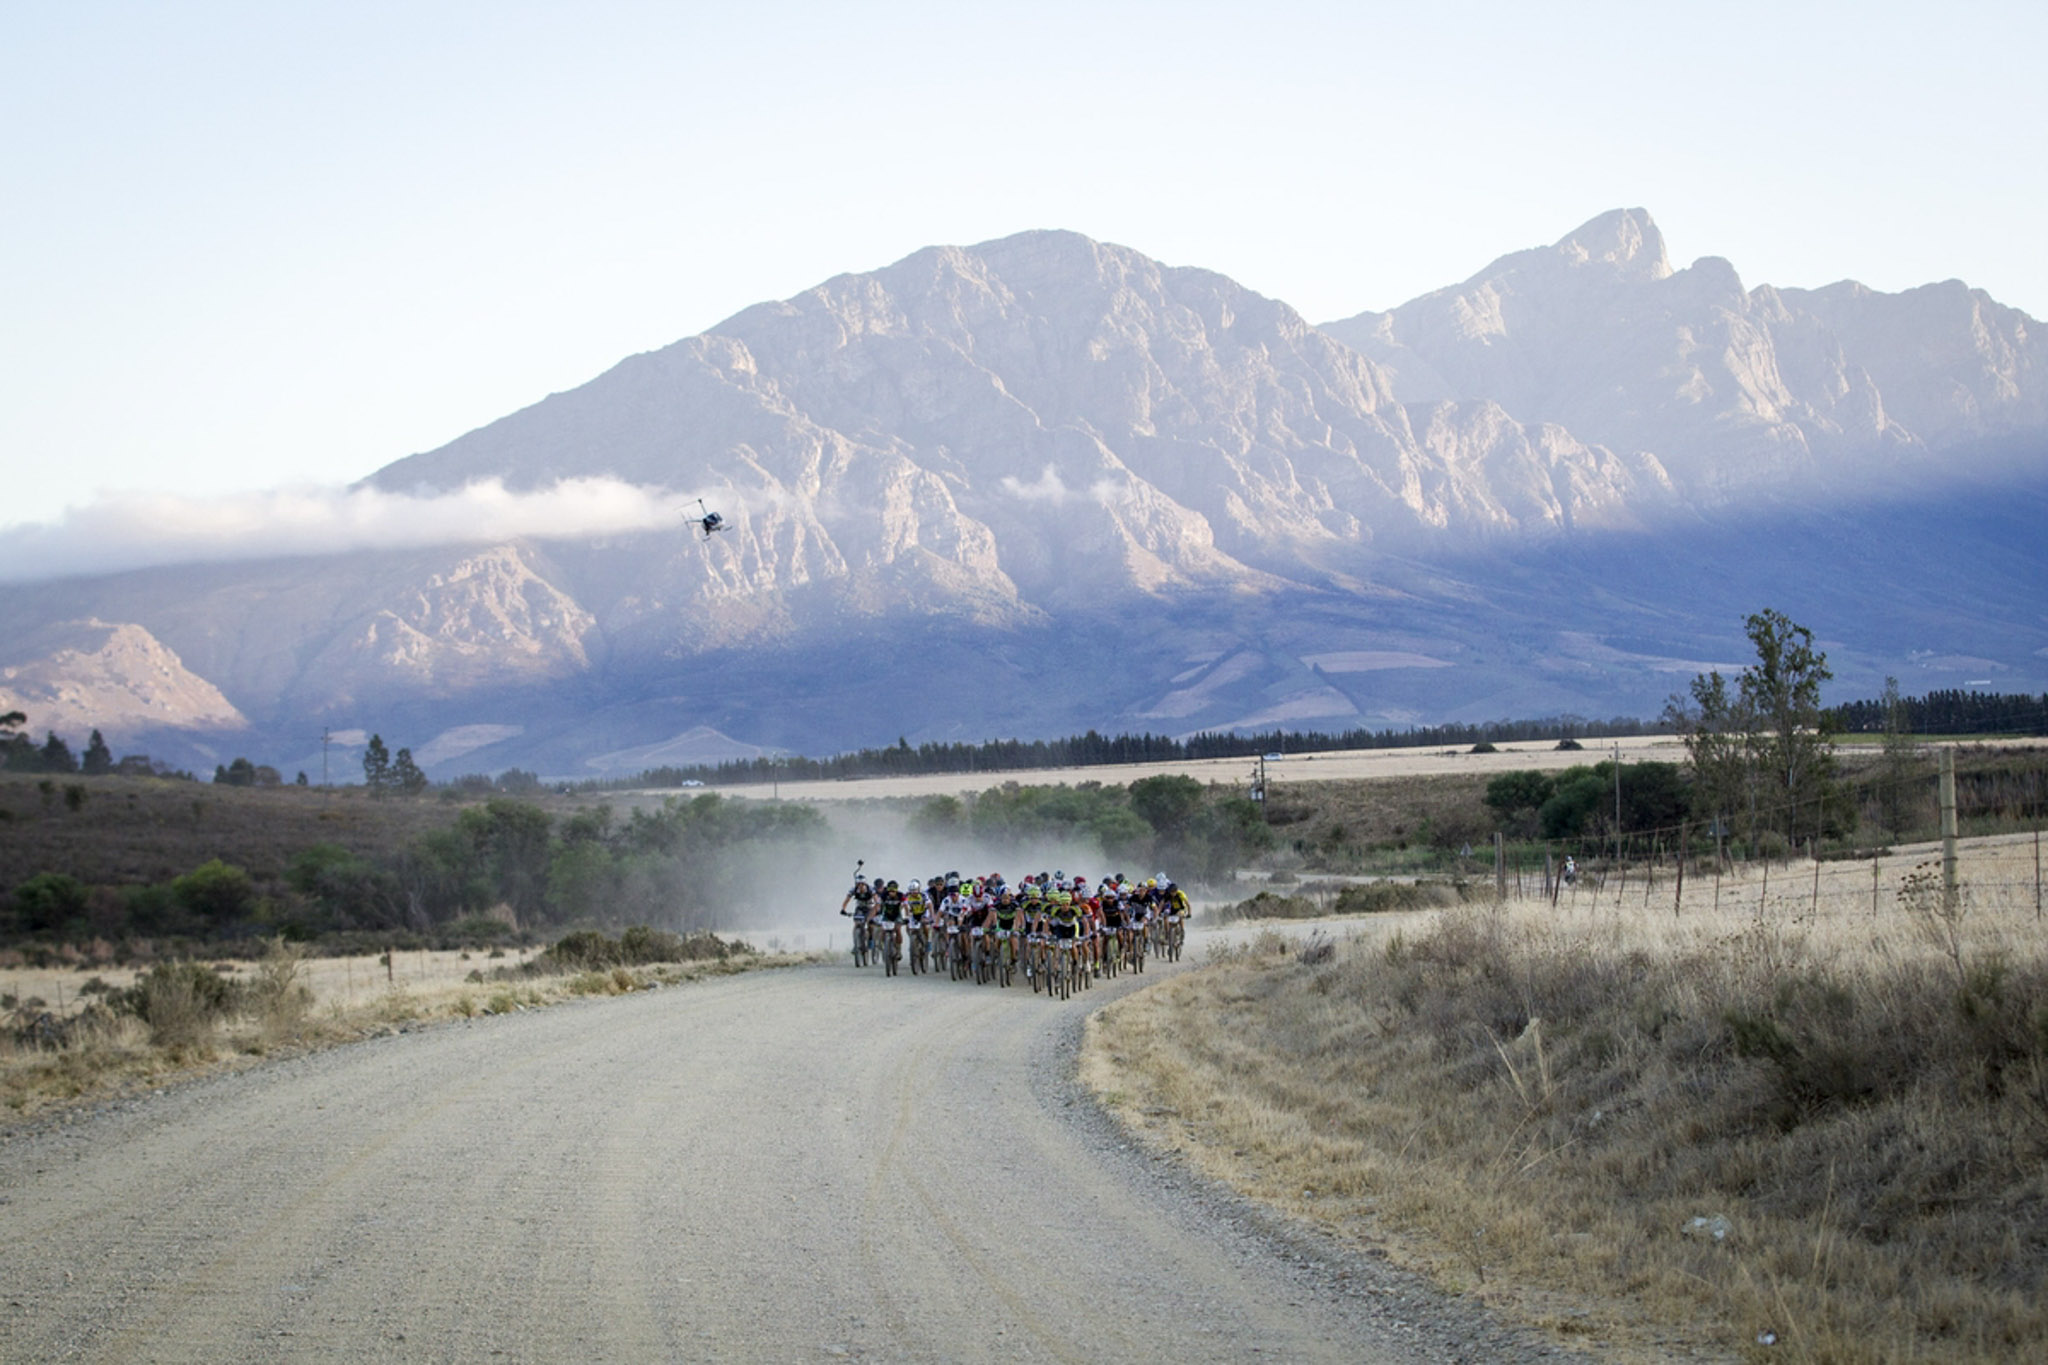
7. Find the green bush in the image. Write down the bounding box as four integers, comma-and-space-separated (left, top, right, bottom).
12, 872, 89, 934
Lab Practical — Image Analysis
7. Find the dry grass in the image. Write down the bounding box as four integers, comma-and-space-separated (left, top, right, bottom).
3, 939, 820, 1123
1084, 835, 2048, 1363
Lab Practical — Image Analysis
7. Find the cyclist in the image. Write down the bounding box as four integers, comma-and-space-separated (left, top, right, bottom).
875, 879, 908, 969
1046, 887, 1084, 987
1098, 875, 1127, 972
840, 872, 876, 964
939, 880, 974, 975
991, 887, 1023, 978
903, 878, 931, 968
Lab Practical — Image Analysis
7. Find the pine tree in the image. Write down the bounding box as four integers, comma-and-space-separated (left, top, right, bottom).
38, 731, 78, 774
363, 734, 393, 797
82, 729, 114, 776
393, 747, 428, 796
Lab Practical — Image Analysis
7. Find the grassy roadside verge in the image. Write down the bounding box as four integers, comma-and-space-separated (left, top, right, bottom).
4, 937, 822, 1127
1083, 857, 2048, 1363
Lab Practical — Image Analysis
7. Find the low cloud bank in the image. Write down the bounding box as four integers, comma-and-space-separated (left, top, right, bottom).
0, 478, 704, 582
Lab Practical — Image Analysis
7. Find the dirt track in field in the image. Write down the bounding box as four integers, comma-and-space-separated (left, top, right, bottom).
0, 935, 1576, 1364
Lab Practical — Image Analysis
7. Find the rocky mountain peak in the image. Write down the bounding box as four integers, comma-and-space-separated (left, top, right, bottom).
1553, 207, 1672, 282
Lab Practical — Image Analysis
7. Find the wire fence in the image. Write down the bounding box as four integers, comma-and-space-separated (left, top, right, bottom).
1530, 831, 2045, 927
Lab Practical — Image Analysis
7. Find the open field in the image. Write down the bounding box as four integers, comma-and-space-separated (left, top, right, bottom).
654, 733, 1694, 802
1084, 831, 2048, 1363
651, 735, 2048, 805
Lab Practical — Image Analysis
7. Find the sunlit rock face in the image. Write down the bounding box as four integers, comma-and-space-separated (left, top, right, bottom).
1321, 209, 2045, 496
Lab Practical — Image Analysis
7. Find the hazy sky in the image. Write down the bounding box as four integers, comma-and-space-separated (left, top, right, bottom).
4, 0, 2042, 534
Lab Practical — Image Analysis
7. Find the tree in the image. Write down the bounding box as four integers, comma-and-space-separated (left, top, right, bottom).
363, 735, 393, 797
1666, 668, 1757, 845
1128, 774, 1205, 839
1875, 675, 1922, 836
1669, 609, 1849, 852
38, 731, 77, 774
392, 747, 428, 796
81, 729, 113, 776
172, 859, 260, 929
909, 794, 965, 836
12, 872, 89, 935
1737, 608, 1847, 843
1484, 770, 1556, 836
215, 757, 260, 787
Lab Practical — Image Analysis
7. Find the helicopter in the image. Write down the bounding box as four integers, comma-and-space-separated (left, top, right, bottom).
685, 498, 728, 539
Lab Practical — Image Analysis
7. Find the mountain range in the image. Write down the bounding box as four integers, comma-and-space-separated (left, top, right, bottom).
4, 210, 2044, 779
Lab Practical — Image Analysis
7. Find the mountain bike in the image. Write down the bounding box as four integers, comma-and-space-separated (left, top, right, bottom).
992, 927, 1015, 988
880, 918, 903, 977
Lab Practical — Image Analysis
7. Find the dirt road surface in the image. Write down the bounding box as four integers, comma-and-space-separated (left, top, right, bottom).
2, 942, 1570, 1364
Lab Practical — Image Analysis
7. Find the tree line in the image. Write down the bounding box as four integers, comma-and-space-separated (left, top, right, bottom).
907, 774, 1272, 882
4, 793, 825, 949
1828, 689, 2048, 738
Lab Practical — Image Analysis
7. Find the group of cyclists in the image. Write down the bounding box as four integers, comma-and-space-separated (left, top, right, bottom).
838, 866, 1193, 998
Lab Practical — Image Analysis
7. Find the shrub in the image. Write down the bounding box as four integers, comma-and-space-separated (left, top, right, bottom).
1329, 880, 1470, 915
544, 926, 742, 971
1214, 890, 1319, 922
172, 859, 260, 930
116, 962, 243, 1050
12, 872, 89, 934
248, 938, 312, 1033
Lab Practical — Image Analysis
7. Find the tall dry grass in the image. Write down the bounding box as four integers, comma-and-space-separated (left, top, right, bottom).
1085, 836, 2048, 1363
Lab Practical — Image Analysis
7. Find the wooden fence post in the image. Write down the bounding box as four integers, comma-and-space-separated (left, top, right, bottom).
1940, 747, 1959, 912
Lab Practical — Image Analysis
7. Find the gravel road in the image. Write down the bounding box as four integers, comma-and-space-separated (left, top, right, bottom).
1, 952, 1578, 1364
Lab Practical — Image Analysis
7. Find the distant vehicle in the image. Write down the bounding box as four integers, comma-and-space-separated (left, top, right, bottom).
686, 498, 728, 539
680, 779, 705, 787
1263, 753, 1283, 761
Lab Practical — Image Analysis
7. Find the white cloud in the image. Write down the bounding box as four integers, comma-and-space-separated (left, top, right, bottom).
0, 478, 709, 583
997, 465, 1073, 504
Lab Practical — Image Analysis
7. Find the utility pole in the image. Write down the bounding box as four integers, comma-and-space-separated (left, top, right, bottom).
321, 727, 331, 787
